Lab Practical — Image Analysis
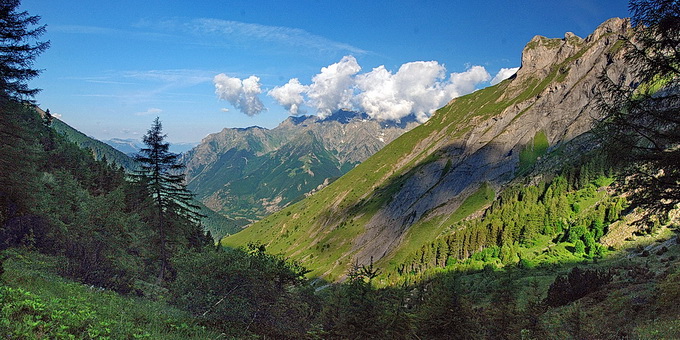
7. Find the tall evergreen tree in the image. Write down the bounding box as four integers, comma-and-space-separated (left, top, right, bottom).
0, 0, 49, 104
133, 117, 203, 283
596, 0, 680, 215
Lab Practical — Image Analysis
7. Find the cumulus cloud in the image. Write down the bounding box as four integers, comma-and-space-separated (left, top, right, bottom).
268, 78, 308, 115
354, 62, 490, 122
267, 56, 495, 122
490, 67, 519, 85
214, 74, 265, 116
306, 55, 361, 118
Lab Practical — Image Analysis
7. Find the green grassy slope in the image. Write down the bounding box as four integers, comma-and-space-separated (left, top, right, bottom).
222, 30, 623, 281
0, 249, 220, 339
222, 77, 536, 280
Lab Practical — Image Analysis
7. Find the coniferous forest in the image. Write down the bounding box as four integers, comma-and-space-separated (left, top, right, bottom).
2, 0, 680, 338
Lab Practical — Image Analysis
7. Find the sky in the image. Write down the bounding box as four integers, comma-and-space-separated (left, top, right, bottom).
21, 0, 630, 144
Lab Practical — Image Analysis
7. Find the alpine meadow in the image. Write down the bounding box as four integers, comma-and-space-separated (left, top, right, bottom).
2, 0, 680, 339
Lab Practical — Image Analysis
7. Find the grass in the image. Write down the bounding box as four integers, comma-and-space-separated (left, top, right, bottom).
519, 130, 550, 173
0, 249, 221, 339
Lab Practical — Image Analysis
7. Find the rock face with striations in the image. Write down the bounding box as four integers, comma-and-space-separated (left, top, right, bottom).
222, 18, 638, 280
352, 18, 635, 264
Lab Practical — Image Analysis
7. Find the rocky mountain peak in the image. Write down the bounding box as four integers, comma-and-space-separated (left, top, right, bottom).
516, 17, 629, 80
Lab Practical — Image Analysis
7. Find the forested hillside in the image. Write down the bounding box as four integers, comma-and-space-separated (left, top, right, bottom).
2, 0, 679, 338
34, 107, 138, 171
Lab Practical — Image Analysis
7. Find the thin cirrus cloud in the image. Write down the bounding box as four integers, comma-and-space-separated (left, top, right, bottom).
182, 18, 368, 55
130, 18, 367, 55
135, 107, 163, 116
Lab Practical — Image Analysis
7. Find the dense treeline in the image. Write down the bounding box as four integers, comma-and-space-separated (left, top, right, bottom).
1, 102, 677, 339
0, 103, 319, 338
397, 157, 628, 278
0, 102, 208, 293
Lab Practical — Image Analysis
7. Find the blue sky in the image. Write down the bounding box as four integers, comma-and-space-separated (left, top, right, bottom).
22, 0, 629, 143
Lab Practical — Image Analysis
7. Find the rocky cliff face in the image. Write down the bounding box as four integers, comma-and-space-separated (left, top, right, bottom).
353, 18, 635, 264
222, 18, 638, 280
182, 110, 418, 223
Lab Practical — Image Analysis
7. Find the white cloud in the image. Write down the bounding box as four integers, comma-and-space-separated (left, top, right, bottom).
447, 66, 492, 95
306, 55, 362, 118
266, 56, 492, 122
213, 74, 265, 116
136, 107, 163, 116
268, 78, 308, 115
355, 63, 490, 122
220, 108, 230, 112
490, 67, 519, 85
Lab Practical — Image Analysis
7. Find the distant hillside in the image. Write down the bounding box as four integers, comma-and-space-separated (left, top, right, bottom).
222, 18, 639, 281
36, 108, 137, 171
105, 138, 198, 156
183, 109, 418, 224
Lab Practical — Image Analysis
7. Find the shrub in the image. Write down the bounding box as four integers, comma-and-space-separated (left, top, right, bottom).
545, 267, 612, 307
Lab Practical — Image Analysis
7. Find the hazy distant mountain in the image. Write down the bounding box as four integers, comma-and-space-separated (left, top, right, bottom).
104, 138, 142, 156
105, 138, 198, 156
182, 109, 419, 225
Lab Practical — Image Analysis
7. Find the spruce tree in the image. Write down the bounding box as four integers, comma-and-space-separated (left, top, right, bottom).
0, 0, 50, 104
133, 117, 203, 283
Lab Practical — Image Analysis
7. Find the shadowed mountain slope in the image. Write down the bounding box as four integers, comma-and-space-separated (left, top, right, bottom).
222, 18, 637, 280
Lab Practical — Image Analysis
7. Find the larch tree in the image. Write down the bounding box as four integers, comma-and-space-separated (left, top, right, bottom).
133, 117, 204, 283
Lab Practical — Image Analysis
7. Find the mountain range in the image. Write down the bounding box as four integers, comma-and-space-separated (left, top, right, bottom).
222, 18, 638, 280
182, 109, 419, 226
104, 138, 198, 156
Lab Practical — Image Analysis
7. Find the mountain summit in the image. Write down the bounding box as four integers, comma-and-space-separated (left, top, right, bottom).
182, 109, 419, 226
222, 18, 637, 280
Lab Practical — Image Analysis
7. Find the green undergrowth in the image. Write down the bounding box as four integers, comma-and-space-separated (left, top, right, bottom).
380, 182, 496, 277
519, 130, 550, 173
0, 249, 221, 339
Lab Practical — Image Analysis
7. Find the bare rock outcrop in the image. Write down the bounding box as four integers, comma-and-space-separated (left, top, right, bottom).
352, 18, 636, 264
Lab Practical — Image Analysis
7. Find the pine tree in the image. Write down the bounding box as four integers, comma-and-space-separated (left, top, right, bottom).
0, 0, 49, 104
133, 117, 204, 283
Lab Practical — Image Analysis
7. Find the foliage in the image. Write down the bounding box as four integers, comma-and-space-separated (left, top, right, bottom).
396, 155, 622, 280
133, 117, 208, 283
596, 0, 680, 216
0, 0, 49, 103
544, 266, 612, 307
0, 250, 219, 339
413, 275, 478, 339
170, 245, 314, 338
